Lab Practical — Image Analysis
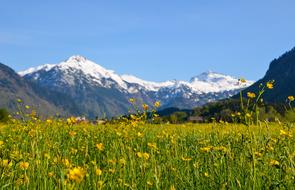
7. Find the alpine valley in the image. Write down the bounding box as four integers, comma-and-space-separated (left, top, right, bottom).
12, 55, 252, 118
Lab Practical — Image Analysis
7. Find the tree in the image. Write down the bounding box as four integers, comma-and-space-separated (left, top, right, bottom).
0, 108, 9, 123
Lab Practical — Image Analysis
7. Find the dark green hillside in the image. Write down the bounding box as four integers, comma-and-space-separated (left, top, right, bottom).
242, 47, 295, 103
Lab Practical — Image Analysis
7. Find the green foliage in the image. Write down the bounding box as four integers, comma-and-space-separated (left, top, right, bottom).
0, 108, 9, 123
0, 120, 294, 189
283, 110, 295, 122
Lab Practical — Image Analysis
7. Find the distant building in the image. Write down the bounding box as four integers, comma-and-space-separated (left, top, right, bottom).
188, 116, 204, 123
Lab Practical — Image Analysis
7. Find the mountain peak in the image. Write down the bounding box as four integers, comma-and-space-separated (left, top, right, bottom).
66, 55, 87, 63
190, 71, 229, 83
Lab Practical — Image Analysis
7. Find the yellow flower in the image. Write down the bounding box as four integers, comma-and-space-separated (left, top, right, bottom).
288, 96, 295, 102
247, 92, 256, 99
266, 81, 274, 89
67, 118, 72, 124
181, 157, 192, 161
246, 113, 251, 118
17, 99, 22, 103
62, 158, 71, 168
68, 167, 86, 183
142, 104, 149, 111
200, 146, 212, 153
280, 130, 293, 138
25, 105, 30, 109
46, 119, 53, 124
143, 153, 150, 160
137, 152, 150, 160
213, 146, 228, 152
48, 172, 54, 177
67, 117, 76, 124
170, 185, 176, 190
95, 168, 102, 176
19, 161, 29, 170
137, 132, 144, 137
0, 140, 4, 146
129, 98, 135, 103
269, 159, 280, 167
108, 168, 116, 174
204, 172, 209, 177
44, 153, 51, 159
2, 159, 11, 167
255, 152, 262, 158
154, 101, 161, 108
97, 180, 104, 188
238, 78, 246, 83
68, 131, 77, 137
96, 143, 104, 151
147, 181, 153, 186
108, 159, 116, 164
147, 142, 158, 150
119, 158, 126, 165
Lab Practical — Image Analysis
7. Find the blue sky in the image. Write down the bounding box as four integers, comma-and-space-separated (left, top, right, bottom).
1, 0, 295, 82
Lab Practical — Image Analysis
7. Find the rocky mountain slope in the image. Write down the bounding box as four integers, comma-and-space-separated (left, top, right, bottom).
0, 63, 63, 116
19, 55, 252, 117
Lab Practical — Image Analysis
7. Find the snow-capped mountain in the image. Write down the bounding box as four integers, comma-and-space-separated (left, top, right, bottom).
19, 55, 253, 117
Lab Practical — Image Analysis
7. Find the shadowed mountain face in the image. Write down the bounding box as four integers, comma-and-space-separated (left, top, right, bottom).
0, 63, 63, 116
242, 47, 295, 103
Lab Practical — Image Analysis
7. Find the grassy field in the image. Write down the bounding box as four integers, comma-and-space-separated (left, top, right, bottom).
0, 119, 294, 189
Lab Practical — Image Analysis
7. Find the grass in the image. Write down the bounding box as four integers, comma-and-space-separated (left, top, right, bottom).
0, 119, 294, 189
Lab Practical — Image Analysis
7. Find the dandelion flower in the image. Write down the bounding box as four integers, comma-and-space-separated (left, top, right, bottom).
62, 159, 71, 168
143, 153, 150, 160
170, 185, 176, 190
200, 146, 212, 153
48, 172, 54, 177
147, 181, 153, 186
280, 130, 293, 138
147, 142, 158, 150
46, 119, 53, 124
96, 143, 104, 151
69, 131, 77, 137
68, 167, 86, 183
154, 101, 161, 108
95, 168, 102, 176
238, 78, 246, 83
119, 158, 126, 165
2, 159, 11, 167
269, 159, 280, 167
246, 113, 251, 118
137, 132, 144, 137
254, 152, 262, 158
137, 152, 150, 160
247, 92, 256, 99
288, 96, 295, 102
142, 104, 149, 111
19, 161, 29, 170
266, 81, 274, 89
181, 157, 192, 161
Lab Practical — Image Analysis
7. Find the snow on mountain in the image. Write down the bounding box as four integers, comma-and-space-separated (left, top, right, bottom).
121, 74, 175, 91
19, 55, 253, 96
19, 64, 56, 76
20, 55, 130, 90
189, 71, 253, 93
